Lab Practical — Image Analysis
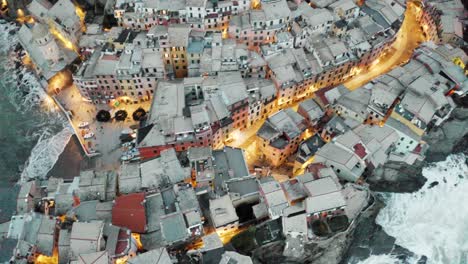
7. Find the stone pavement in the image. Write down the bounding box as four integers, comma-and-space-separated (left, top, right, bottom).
56, 85, 151, 166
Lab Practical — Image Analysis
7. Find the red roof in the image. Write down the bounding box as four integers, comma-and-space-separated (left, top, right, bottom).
353, 143, 367, 159
112, 193, 147, 233
413, 144, 422, 154
115, 230, 131, 256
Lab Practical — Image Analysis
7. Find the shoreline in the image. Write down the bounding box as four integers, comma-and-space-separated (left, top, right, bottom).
45, 134, 85, 181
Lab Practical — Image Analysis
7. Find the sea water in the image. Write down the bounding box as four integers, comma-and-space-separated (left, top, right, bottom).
0, 21, 71, 224
359, 154, 468, 264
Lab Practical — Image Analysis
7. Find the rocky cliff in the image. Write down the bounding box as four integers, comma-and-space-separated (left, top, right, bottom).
340, 99, 468, 263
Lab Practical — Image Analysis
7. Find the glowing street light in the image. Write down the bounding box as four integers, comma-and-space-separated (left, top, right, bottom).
251, 0, 261, 10
74, 4, 86, 32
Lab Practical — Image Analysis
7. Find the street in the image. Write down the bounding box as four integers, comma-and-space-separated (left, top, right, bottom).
344, 2, 426, 90
56, 85, 151, 167
49, 2, 427, 171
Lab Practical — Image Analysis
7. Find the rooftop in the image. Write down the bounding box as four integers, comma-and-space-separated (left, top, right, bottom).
303, 177, 341, 197
160, 213, 189, 244
140, 148, 189, 189
70, 221, 104, 259
305, 191, 346, 214
112, 193, 147, 233
209, 195, 238, 228
219, 251, 253, 264
127, 248, 172, 264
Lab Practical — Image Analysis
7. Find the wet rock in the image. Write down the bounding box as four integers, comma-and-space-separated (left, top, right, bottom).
417, 256, 428, 264
424, 108, 468, 163
341, 199, 416, 264
428, 181, 439, 189
367, 161, 427, 193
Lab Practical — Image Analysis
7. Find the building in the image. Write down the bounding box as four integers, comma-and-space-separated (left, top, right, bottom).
73, 46, 161, 104
144, 184, 203, 246
352, 124, 399, 168
303, 177, 346, 219
282, 213, 309, 241
228, 0, 291, 49
209, 195, 239, 236
219, 251, 253, 264
392, 74, 455, 136
294, 135, 326, 173
6, 212, 57, 259
112, 193, 147, 233
329, 0, 359, 22
188, 146, 215, 191
312, 140, 366, 182
332, 86, 372, 123
28, 0, 84, 45
245, 78, 277, 126
258, 177, 289, 219
18, 23, 77, 80
257, 109, 307, 167
103, 224, 138, 260
140, 148, 190, 189
76, 170, 109, 202
45, 177, 81, 215
297, 98, 324, 127
385, 117, 425, 165
127, 248, 172, 264
16, 181, 39, 214
118, 163, 142, 194
166, 24, 192, 78
70, 221, 105, 260
137, 72, 250, 159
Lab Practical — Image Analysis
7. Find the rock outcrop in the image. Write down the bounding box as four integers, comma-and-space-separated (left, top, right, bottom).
342, 100, 468, 263
366, 161, 427, 193
340, 199, 418, 264
423, 107, 468, 162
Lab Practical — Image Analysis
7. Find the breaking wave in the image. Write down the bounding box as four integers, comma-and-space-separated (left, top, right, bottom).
374, 154, 468, 264
0, 20, 72, 182
20, 126, 74, 181
356, 254, 406, 264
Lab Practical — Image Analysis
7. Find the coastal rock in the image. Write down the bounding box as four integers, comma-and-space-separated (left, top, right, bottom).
366, 106, 468, 193
247, 185, 371, 264
424, 107, 468, 162
340, 198, 418, 264
367, 161, 427, 193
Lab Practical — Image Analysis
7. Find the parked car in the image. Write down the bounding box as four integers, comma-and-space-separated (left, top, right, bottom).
84, 132, 95, 139
78, 122, 89, 128
121, 155, 131, 161
122, 142, 133, 147
129, 148, 139, 155
130, 156, 141, 162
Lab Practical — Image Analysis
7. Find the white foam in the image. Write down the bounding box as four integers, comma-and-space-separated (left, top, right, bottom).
376, 154, 468, 264
356, 254, 404, 264
20, 126, 74, 181
0, 21, 18, 53
0, 20, 73, 182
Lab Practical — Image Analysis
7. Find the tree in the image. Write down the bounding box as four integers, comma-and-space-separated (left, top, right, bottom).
115, 110, 128, 121
132, 108, 147, 121
96, 110, 111, 122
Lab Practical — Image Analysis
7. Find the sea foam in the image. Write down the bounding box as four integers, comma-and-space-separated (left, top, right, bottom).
374, 154, 468, 264
0, 20, 72, 182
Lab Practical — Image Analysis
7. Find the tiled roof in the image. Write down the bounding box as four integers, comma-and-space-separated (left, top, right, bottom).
112, 193, 147, 233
